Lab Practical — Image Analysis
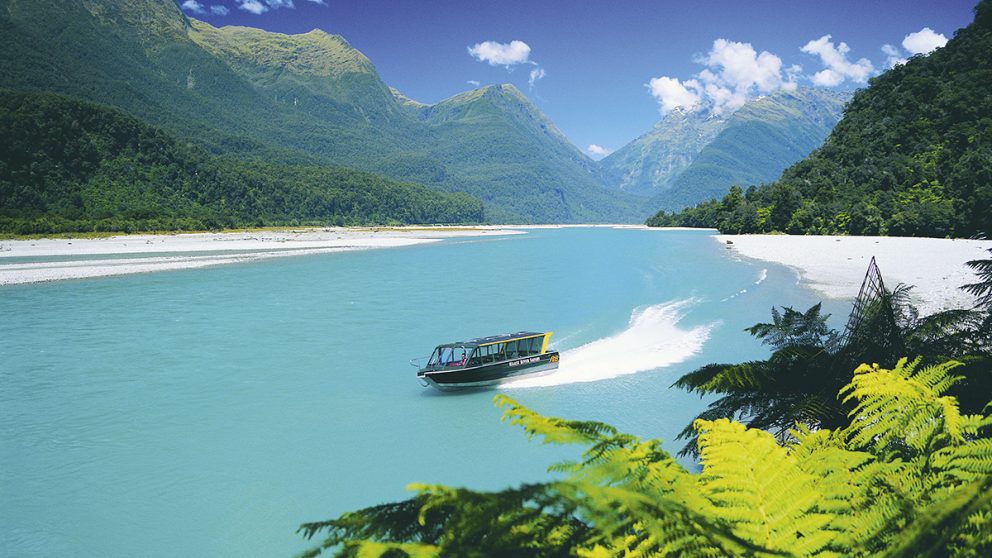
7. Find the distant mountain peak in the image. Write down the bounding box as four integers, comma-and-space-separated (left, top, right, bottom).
81, 0, 189, 40
602, 86, 848, 200
188, 19, 377, 79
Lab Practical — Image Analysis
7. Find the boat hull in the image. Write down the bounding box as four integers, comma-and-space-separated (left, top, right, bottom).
419, 352, 559, 391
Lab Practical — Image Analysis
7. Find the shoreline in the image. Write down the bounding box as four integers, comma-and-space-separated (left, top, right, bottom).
0, 227, 521, 286
716, 234, 991, 315
0, 224, 708, 286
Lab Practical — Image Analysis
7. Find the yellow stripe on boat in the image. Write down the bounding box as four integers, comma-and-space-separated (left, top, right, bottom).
478, 333, 546, 347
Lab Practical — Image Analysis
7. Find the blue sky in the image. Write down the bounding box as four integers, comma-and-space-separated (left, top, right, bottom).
179, 0, 978, 159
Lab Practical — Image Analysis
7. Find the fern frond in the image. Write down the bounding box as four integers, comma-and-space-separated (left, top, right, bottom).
788, 425, 914, 553
841, 358, 965, 453
931, 438, 992, 482
560, 481, 784, 557
962, 247, 992, 308
329, 540, 439, 558
745, 303, 837, 350
670, 360, 772, 393
881, 476, 992, 558
495, 394, 618, 445
694, 418, 833, 555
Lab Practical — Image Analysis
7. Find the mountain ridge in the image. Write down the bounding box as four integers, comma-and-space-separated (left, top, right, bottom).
604, 87, 849, 210
650, 87, 850, 211
601, 107, 729, 195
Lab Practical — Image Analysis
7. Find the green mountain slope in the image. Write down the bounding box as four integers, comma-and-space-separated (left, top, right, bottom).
601, 87, 847, 210
600, 107, 729, 195
0, 0, 638, 223
0, 90, 483, 233
419, 84, 641, 222
651, 87, 849, 211
0, 0, 293, 154
649, 0, 992, 237
187, 25, 641, 223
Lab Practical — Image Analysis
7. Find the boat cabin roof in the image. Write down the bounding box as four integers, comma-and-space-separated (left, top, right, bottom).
439, 331, 548, 348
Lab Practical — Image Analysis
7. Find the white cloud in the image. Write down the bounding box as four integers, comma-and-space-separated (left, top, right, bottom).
783, 64, 802, 90
648, 39, 793, 116
587, 144, 613, 158
878, 28, 945, 70
307, 0, 328, 4
238, 0, 268, 13
647, 76, 701, 114
882, 44, 907, 68
237, 0, 309, 14
181, 0, 205, 13
468, 40, 532, 66
528, 66, 546, 87
694, 39, 789, 113
703, 81, 746, 114
210, 5, 230, 15
902, 27, 948, 55
801, 35, 874, 86
468, 40, 546, 89
701, 39, 785, 93
467, 80, 481, 87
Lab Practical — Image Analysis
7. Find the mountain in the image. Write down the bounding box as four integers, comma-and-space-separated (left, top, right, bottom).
416, 84, 636, 222
187, 21, 641, 223
0, 0, 641, 224
602, 88, 848, 209
650, 88, 849, 211
600, 107, 729, 195
0, 90, 483, 234
649, 0, 992, 238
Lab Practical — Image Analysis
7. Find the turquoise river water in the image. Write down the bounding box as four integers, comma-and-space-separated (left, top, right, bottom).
0, 228, 848, 556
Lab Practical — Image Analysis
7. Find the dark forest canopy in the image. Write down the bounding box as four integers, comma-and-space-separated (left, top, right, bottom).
648, 0, 992, 238
0, 90, 484, 234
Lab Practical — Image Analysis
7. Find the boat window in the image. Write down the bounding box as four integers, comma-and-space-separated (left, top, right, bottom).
427, 347, 443, 366
505, 340, 519, 359
467, 348, 482, 367
519, 337, 539, 356
428, 346, 471, 368
478, 343, 500, 363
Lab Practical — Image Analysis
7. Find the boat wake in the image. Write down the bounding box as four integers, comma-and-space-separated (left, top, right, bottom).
504, 299, 715, 388
720, 268, 768, 302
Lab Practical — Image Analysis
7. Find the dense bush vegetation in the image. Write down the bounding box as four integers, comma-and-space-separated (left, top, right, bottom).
0, 90, 483, 234
648, 0, 992, 237
673, 255, 992, 455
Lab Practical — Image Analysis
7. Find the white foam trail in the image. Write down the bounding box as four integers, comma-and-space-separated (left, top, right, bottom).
720, 289, 747, 302
505, 299, 714, 388
720, 269, 768, 301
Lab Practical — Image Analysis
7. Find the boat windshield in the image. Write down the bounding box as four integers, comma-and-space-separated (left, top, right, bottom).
428, 345, 472, 368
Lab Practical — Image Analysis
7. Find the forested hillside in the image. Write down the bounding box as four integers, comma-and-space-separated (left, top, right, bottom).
418, 84, 639, 222
648, 0, 992, 237
0, 90, 483, 234
0, 0, 640, 224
